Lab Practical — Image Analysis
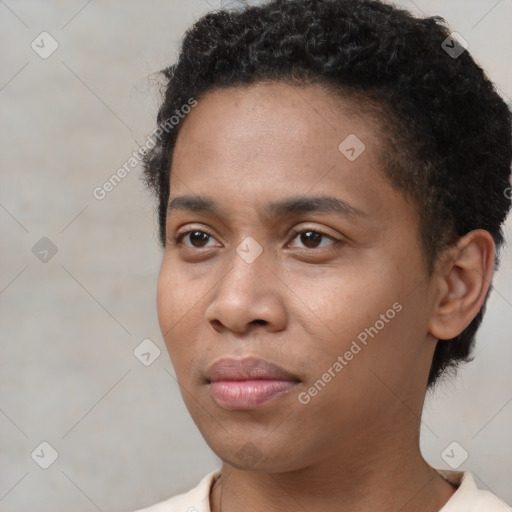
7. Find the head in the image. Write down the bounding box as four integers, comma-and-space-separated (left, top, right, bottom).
142, 0, 511, 470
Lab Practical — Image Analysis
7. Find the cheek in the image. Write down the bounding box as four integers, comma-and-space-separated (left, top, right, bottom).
156, 256, 198, 331
156, 259, 193, 358
295, 259, 421, 385
156, 264, 174, 335
301, 265, 430, 415
295, 262, 397, 343
156, 257, 212, 376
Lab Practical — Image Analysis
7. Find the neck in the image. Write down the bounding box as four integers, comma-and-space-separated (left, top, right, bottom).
209, 418, 456, 512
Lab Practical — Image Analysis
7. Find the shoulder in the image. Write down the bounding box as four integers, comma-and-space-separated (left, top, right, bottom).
436, 469, 511, 512
130, 469, 221, 512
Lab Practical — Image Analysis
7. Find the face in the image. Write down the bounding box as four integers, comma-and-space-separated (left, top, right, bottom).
157, 82, 439, 472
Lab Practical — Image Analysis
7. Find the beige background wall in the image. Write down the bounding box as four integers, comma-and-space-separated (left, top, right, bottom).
1, 1, 511, 510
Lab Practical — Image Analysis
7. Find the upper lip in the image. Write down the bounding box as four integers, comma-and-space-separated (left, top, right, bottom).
206, 357, 300, 382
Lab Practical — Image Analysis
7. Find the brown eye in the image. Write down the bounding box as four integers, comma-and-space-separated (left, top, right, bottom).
299, 231, 322, 248
288, 229, 336, 250
177, 230, 216, 248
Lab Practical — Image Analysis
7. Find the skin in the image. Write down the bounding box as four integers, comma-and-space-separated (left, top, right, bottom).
156, 82, 495, 512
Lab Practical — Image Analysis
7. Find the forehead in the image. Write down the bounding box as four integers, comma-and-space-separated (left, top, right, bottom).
173, 81, 377, 163
169, 81, 399, 221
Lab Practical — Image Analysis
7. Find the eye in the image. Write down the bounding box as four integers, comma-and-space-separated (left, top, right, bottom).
287, 228, 337, 250
175, 229, 218, 249
174, 227, 339, 251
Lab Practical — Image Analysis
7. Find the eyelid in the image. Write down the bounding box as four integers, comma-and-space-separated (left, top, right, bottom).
286, 224, 339, 241
174, 225, 218, 246
285, 225, 339, 250
175, 224, 215, 238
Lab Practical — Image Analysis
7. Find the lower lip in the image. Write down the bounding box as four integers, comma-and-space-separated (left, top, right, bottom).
209, 379, 298, 410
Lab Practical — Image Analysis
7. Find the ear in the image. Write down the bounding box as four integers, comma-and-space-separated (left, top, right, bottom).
428, 229, 495, 340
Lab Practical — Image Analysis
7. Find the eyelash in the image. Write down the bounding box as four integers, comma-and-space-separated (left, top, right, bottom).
174, 226, 338, 251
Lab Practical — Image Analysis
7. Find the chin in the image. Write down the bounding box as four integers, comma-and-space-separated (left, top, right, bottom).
203, 429, 308, 473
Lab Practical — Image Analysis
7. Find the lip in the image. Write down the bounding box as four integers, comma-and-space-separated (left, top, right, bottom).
206, 356, 300, 382
206, 357, 300, 410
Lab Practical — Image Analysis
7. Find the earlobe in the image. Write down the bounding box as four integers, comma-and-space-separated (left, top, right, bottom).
428, 230, 495, 340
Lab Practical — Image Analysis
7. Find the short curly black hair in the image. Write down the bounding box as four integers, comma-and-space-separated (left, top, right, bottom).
141, 0, 512, 389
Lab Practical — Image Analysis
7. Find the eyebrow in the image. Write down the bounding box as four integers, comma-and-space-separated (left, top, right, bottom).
167, 194, 366, 220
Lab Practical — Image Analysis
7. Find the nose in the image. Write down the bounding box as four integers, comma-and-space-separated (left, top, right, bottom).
204, 247, 288, 335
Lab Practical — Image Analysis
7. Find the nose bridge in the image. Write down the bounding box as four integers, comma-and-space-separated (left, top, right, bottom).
222, 234, 269, 299
205, 234, 285, 332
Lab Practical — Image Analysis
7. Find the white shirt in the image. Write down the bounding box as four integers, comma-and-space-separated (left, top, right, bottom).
131, 468, 511, 512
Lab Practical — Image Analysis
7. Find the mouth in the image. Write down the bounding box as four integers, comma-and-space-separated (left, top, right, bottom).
206, 356, 301, 410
